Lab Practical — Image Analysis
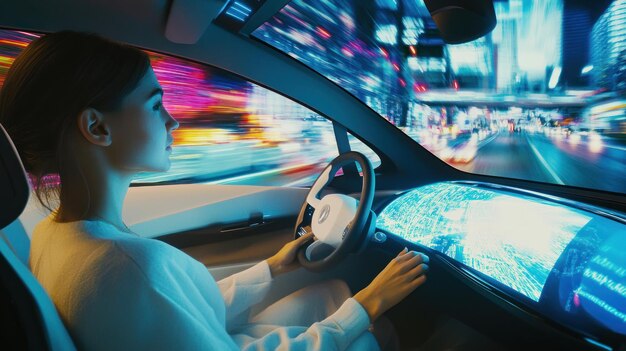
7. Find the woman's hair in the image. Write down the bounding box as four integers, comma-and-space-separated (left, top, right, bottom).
0, 31, 150, 212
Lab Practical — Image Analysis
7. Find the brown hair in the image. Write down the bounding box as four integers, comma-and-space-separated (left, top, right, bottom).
0, 31, 150, 212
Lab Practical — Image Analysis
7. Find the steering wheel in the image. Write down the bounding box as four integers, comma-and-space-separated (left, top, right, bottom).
294, 151, 376, 272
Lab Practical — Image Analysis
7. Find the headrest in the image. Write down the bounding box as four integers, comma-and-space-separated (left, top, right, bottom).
0, 123, 30, 229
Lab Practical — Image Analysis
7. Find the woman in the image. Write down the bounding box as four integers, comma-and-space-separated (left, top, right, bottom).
0, 31, 429, 350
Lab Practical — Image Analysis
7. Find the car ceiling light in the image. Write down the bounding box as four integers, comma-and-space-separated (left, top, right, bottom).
225, 2, 252, 21
214, 0, 268, 32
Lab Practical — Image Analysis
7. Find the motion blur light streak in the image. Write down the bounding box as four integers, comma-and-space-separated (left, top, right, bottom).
582, 65, 594, 74
253, 0, 626, 194
0, 29, 380, 187
549, 66, 562, 90
149, 53, 217, 119
0, 31, 37, 86
589, 133, 604, 153
0, 39, 28, 47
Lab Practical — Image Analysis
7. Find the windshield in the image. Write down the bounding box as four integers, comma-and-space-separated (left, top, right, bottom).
253, 0, 626, 194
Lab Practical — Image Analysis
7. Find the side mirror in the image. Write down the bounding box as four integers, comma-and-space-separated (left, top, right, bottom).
424, 0, 497, 44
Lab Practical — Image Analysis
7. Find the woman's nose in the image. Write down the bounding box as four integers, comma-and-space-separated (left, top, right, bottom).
165, 110, 179, 131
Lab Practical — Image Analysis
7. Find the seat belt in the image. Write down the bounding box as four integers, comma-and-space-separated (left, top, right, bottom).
0, 230, 19, 259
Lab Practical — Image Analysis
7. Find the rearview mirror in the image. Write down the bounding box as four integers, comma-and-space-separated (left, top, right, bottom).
424, 0, 497, 44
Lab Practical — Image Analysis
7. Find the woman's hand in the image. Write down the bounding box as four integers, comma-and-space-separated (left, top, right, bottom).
354, 248, 429, 322
266, 227, 315, 277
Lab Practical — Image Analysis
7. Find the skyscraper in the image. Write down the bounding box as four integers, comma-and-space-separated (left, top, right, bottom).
492, 0, 563, 92
493, 0, 522, 93
591, 0, 626, 90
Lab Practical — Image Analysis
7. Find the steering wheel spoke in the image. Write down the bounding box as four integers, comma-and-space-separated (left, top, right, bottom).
305, 165, 333, 209
294, 151, 375, 272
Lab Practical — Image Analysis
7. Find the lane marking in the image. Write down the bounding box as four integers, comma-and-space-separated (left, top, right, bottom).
603, 143, 626, 152
478, 132, 499, 148
526, 136, 565, 185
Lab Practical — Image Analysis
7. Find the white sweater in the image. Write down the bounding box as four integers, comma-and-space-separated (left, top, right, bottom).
29, 216, 375, 350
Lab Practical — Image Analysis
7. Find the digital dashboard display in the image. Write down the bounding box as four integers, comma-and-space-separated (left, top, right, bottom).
378, 182, 626, 335
557, 216, 626, 335
378, 182, 590, 301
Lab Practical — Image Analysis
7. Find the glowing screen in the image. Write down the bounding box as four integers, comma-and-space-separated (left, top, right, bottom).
378, 182, 590, 301
556, 215, 626, 335
578, 237, 626, 334
379, 182, 626, 335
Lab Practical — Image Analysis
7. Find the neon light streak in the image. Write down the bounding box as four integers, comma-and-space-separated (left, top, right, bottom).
548, 66, 562, 89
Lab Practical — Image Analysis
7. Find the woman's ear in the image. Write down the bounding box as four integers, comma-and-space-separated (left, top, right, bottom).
76, 108, 112, 146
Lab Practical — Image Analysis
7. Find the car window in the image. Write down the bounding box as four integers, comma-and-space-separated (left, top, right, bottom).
253, 0, 626, 194
348, 133, 381, 169
0, 28, 380, 187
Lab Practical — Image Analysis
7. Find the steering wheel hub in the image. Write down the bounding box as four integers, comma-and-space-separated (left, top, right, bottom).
311, 194, 357, 247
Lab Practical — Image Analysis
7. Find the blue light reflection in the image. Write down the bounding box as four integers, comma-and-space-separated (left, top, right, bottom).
378, 182, 591, 301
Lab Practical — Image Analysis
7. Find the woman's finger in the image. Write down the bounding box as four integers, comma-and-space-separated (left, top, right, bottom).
398, 253, 424, 272
396, 247, 408, 257
405, 263, 428, 280
419, 253, 430, 264
295, 231, 314, 243
409, 274, 427, 289
396, 250, 417, 263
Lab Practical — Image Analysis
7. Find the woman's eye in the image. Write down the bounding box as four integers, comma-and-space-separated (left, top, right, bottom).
153, 102, 162, 111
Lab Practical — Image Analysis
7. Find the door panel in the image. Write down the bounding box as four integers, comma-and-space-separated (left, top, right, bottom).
162, 218, 294, 267
124, 184, 307, 238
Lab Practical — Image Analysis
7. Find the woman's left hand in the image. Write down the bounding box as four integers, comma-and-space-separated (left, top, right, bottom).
266, 227, 315, 277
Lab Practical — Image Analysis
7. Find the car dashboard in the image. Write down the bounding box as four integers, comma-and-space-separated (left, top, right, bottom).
375, 181, 626, 348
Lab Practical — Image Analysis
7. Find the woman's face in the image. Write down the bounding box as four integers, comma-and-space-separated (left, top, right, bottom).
104, 67, 179, 174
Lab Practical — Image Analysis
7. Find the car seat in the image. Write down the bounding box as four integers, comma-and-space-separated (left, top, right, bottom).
0, 123, 76, 350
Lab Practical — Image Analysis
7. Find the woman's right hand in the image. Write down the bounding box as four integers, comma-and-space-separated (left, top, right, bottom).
354, 248, 429, 321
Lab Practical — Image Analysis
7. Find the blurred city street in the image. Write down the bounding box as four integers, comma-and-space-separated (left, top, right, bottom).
456, 129, 626, 193
1, 0, 624, 194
